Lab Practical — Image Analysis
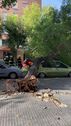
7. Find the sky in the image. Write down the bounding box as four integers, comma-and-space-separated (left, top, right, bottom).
42, 0, 62, 9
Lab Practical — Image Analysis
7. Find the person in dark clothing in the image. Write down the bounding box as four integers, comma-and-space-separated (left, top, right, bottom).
9, 55, 14, 66
17, 56, 23, 69
4, 55, 9, 64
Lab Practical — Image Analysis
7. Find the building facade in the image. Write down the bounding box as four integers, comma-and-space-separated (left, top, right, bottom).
0, 0, 41, 18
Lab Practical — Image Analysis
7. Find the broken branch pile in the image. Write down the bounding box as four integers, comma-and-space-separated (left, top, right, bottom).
6, 75, 38, 93
17, 75, 38, 92
35, 90, 67, 108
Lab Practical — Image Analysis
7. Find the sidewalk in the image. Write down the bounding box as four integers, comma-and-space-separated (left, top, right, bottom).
0, 79, 71, 126
0, 92, 71, 126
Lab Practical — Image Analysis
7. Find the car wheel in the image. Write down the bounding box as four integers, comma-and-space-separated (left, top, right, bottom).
68, 72, 71, 77
9, 72, 18, 79
38, 73, 46, 78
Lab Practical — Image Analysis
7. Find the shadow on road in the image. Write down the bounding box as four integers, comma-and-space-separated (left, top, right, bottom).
38, 78, 71, 90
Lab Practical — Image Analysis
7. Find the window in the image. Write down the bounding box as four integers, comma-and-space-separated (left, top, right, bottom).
55, 62, 68, 68
2, 40, 8, 46
22, 0, 29, 8
22, 3, 27, 8
13, 2, 18, 9
41, 61, 53, 68
22, 0, 29, 4
0, 39, 2, 46
0, 64, 5, 69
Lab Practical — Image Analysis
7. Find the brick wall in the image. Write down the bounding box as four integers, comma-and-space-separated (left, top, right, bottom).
0, 0, 41, 16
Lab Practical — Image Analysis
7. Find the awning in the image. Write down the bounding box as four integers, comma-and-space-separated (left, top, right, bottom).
0, 46, 11, 51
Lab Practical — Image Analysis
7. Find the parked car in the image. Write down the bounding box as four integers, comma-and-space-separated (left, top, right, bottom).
0, 61, 25, 79
37, 60, 71, 78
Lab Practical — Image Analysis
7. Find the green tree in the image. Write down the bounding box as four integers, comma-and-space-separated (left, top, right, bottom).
24, 6, 65, 58
60, 0, 71, 28
59, 0, 71, 64
22, 3, 41, 57
5, 15, 26, 57
23, 3, 41, 31
30, 7, 56, 57
0, 0, 16, 7
23, 3, 71, 64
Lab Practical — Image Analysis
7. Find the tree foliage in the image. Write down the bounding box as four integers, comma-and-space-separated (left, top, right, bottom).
23, 3, 41, 30
5, 15, 26, 56
58, 0, 71, 64
0, 0, 16, 8
23, 3, 71, 64
23, 6, 65, 58
1, 1, 71, 64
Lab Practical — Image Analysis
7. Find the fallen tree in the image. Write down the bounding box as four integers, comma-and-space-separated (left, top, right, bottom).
5, 75, 38, 94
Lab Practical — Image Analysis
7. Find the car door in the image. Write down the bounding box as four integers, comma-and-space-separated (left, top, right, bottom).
0, 64, 7, 77
39, 61, 58, 77
55, 61, 68, 77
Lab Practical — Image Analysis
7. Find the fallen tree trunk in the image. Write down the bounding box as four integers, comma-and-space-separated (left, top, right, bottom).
5, 75, 38, 94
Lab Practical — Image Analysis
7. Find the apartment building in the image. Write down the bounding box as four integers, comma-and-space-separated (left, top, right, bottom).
0, 0, 41, 18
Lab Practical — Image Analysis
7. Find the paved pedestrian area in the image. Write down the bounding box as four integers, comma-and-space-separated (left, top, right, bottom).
0, 92, 71, 126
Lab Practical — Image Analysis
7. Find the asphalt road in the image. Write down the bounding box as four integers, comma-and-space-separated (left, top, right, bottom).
38, 78, 71, 90
0, 78, 71, 92
0, 78, 71, 126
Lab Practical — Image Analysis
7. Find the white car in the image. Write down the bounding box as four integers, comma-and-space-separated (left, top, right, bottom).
0, 61, 24, 79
